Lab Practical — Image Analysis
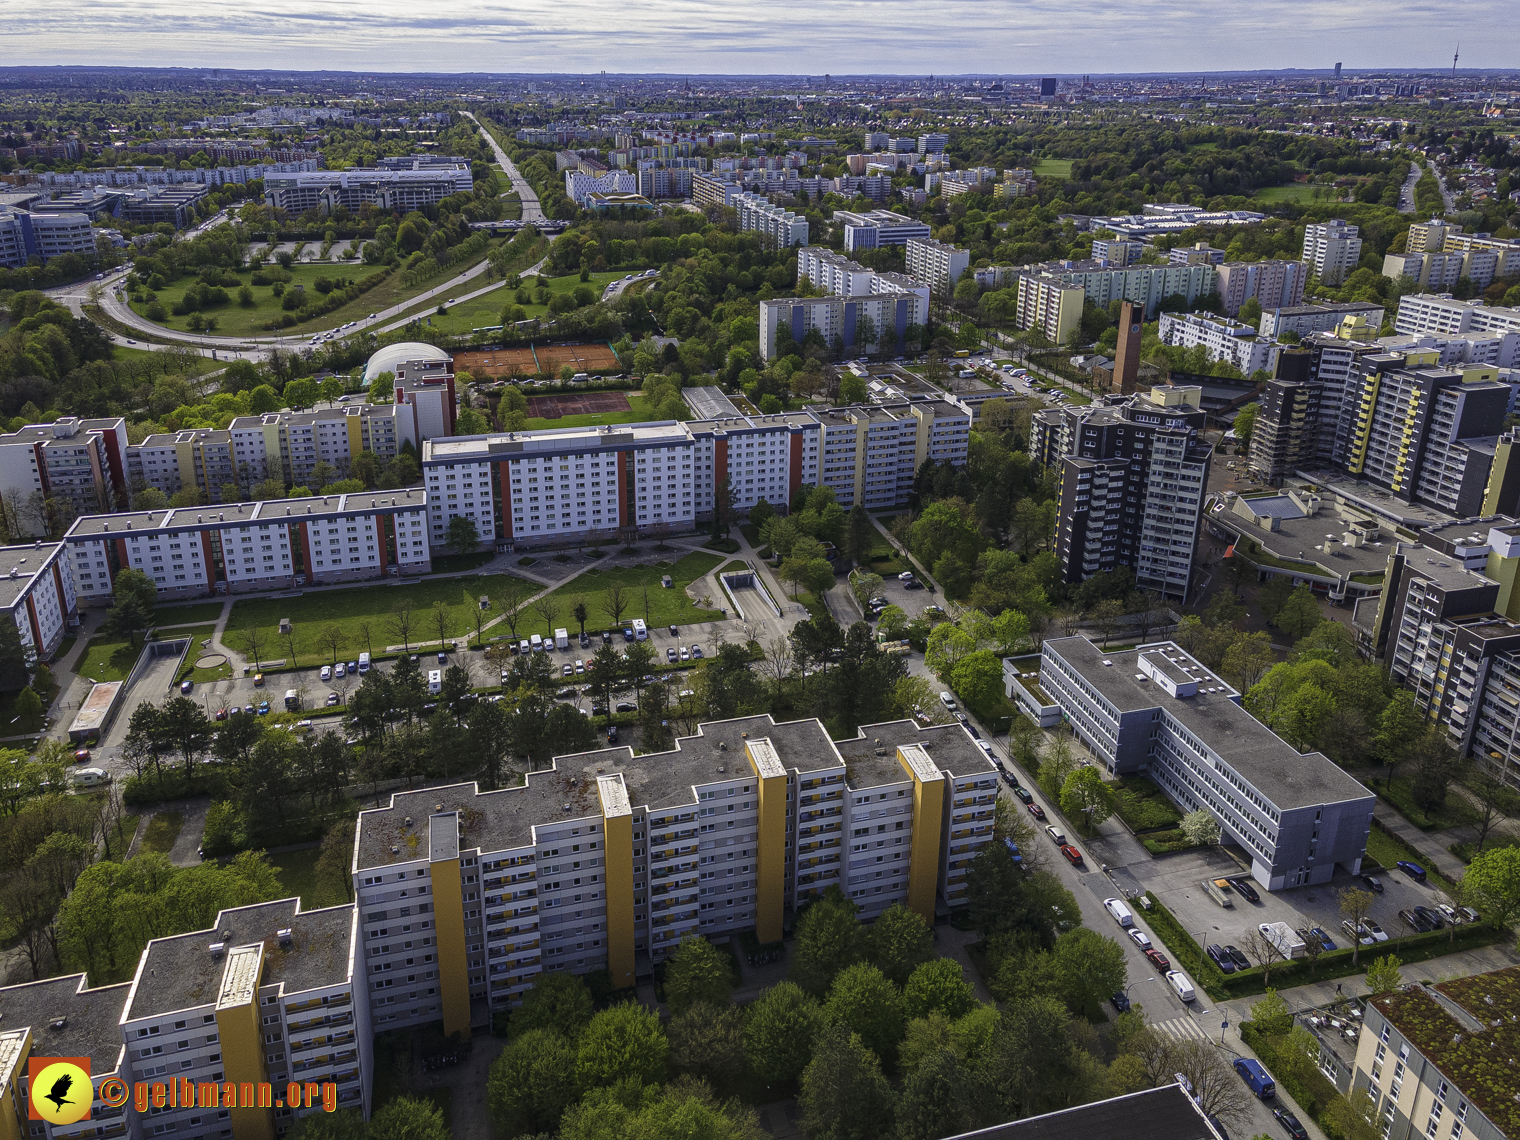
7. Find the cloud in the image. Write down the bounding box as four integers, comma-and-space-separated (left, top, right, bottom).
3, 0, 1514, 72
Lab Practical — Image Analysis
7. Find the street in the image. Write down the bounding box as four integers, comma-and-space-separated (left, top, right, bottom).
462, 111, 545, 223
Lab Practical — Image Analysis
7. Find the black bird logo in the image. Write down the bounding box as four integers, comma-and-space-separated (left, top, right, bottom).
43, 1074, 75, 1114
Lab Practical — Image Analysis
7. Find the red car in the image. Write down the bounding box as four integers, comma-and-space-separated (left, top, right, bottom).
1060, 844, 1085, 867
1026, 803, 1046, 821
1143, 948, 1171, 971
73, 748, 90, 763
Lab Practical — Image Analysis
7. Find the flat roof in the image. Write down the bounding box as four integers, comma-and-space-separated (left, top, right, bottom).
1287, 471, 1461, 531
1211, 502, 1393, 578
69, 681, 123, 733
0, 975, 131, 1075
1044, 636, 1373, 809
0, 542, 63, 610
63, 492, 427, 539
949, 1085, 1218, 1140
126, 899, 354, 1020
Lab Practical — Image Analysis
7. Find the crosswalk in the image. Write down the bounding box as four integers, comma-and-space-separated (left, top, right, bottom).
1152, 1015, 1212, 1043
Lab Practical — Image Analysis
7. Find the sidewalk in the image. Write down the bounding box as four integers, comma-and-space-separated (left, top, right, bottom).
1373, 802, 1469, 882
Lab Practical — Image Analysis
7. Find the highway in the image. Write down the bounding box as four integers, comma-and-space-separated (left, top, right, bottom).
463, 110, 545, 224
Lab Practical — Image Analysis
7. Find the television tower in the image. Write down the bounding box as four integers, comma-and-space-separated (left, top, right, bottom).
1452, 44, 1459, 77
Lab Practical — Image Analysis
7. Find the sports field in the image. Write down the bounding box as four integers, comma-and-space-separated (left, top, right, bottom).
454, 341, 620, 377
526, 391, 631, 419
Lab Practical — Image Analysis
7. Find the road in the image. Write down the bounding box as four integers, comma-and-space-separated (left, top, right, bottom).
1397, 161, 1422, 213
602, 270, 659, 303
462, 111, 545, 224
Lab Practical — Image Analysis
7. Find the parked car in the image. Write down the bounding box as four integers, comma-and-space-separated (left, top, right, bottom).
667, 647, 679, 663
580, 633, 591, 648
1459, 907, 1481, 924
1232, 1057, 1275, 1098
1127, 928, 1152, 950
623, 628, 635, 642
1110, 991, 1131, 1013
607, 726, 618, 743
615, 702, 636, 713
1143, 948, 1170, 971
1436, 903, 1461, 925
1000, 770, 1018, 788
1230, 878, 1261, 903
348, 661, 358, 673
668, 625, 679, 637
1026, 803, 1046, 820
903, 578, 923, 590
1273, 1107, 1307, 1140
977, 740, 994, 757
437, 651, 448, 665
180, 679, 193, 694
1399, 908, 1437, 933
1396, 860, 1428, 882
326, 692, 340, 706
562, 664, 574, 677
690, 644, 703, 659
73, 748, 91, 762
1011, 786, 1033, 804
1361, 874, 1384, 893
1207, 944, 1237, 973
680, 646, 690, 661
213, 708, 228, 721
334, 662, 346, 678
1364, 919, 1389, 941
1413, 905, 1445, 929
1045, 825, 1067, 845
1224, 945, 1250, 970
601, 631, 612, 645
321, 665, 332, 681
1308, 927, 1337, 952
1060, 844, 1085, 867
1342, 920, 1377, 946
574, 659, 586, 674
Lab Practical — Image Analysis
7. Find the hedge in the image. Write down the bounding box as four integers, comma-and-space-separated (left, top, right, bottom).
1138, 891, 1228, 992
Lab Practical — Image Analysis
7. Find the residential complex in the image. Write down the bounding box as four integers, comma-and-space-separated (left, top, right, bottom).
1215, 259, 1307, 317
0, 540, 76, 661
1258, 301, 1387, 339
1400, 218, 1520, 288
0, 417, 129, 536
1031, 386, 1212, 599
564, 170, 637, 204
1301, 219, 1364, 286
1040, 260, 1218, 320
1074, 205, 1266, 241
1038, 636, 1375, 890
62, 490, 433, 603
1158, 311, 1281, 375
759, 293, 929, 361
732, 191, 809, 248
0, 898, 369, 1140
904, 237, 970, 293
1014, 274, 1085, 344
351, 713, 997, 1028
796, 247, 929, 309
1394, 295, 1520, 366
1354, 966, 1520, 1140
262, 163, 473, 215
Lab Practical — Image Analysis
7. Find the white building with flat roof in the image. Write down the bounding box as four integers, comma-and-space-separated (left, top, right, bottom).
905, 237, 971, 294
732, 192, 808, 247
1159, 311, 1281, 375
1302, 219, 1364, 286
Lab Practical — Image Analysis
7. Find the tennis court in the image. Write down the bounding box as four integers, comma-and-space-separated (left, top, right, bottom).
526, 391, 633, 419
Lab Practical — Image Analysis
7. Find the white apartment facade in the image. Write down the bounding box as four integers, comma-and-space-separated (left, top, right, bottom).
1158, 311, 1281, 375
0, 541, 76, 661
732, 192, 809, 248
1301, 219, 1364, 285
1015, 274, 1085, 344
759, 294, 928, 361
795, 248, 931, 310
905, 238, 971, 294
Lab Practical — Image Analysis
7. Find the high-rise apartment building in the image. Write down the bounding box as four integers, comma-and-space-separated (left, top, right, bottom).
732, 191, 808, 247
1038, 261, 1216, 320
916, 133, 949, 155
0, 417, 129, 535
1301, 219, 1364, 286
1031, 386, 1212, 599
0, 540, 76, 660
1258, 302, 1387, 340
1157, 312, 1281, 375
351, 714, 997, 1028
759, 294, 928, 361
1015, 274, 1085, 344
834, 210, 931, 253
904, 237, 971, 293
1215, 259, 1307, 317
796, 248, 930, 309
0, 206, 97, 268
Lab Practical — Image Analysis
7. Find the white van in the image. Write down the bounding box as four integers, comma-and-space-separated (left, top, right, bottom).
1167, 971, 1196, 1002
427, 669, 442, 695
530, 633, 543, 652
1103, 898, 1134, 928
632, 618, 648, 641
519, 639, 530, 655
555, 628, 570, 650
358, 652, 371, 674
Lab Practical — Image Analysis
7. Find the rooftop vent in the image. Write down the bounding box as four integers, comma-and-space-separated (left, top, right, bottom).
277, 928, 293, 948
403, 817, 411, 827
390, 846, 399, 855
49, 1018, 66, 1030
717, 741, 727, 751
717, 765, 725, 773
209, 942, 226, 958
1102, 660, 1113, 666
1135, 673, 1146, 681
562, 803, 572, 812
435, 803, 443, 811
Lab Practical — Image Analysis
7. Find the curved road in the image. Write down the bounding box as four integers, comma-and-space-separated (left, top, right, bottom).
462, 111, 545, 224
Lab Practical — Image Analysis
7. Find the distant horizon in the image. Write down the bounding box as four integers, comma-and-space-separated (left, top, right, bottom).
5, 0, 1518, 78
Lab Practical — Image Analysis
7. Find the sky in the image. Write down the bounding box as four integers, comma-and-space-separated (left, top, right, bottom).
5, 0, 1519, 76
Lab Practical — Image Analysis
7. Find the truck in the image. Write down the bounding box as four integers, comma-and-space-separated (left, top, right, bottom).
284, 689, 301, 711
555, 628, 570, 650
1258, 921, 1307, 960
428, 670, 443, 695
1201, 879, 1235, 908
631, 618, 648, 641
358, 652, 371, 674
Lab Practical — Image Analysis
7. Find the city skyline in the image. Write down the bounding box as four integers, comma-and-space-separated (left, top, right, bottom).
5, 0, 1519, 77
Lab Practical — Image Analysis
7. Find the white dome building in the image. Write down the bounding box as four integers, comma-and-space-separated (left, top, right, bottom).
363, 342, 451, 383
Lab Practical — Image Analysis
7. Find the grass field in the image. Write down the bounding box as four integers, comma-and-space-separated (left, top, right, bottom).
1033, 158, 1073, 179
427, 270, 631, 337
523, 553, 727, 639
272, 846, 346, 910
112, 344, 222, 377
1255, 183, 1320, 202
140, 811, 184, 855
156, 602, 226, 626
521, 393, 656, 429
226, 573, 535, 667
76, 631, 140, 683
169, 626, 232, 683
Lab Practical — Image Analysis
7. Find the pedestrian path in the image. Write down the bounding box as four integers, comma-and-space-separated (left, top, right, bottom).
1152, 1014, 1212, 1043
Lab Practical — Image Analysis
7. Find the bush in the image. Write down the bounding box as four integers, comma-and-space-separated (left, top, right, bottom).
123, 769, 231, 805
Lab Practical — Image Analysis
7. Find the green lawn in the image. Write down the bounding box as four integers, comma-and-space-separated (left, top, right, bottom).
1033, 158, 1073, 178
1255, 183, 1320, 202
859, 529, 905, 576
524, 553, 726, 640
1365, 822, 1453, 887
521, 393, 657, 430
1379, 776, 1478, 831
140, 811, 184, 855
112, 344, 222, 377
427, 269, 630, 337
272, 845, 348, 910
76, 632, 140, 683
169, 626, 232, 683
226, 572, 536, 666
156, 602, 226, 626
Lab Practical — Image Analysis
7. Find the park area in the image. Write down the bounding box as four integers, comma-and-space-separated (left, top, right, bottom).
425, 269, 631, 337
514, 552, 727, 641
1255, 182, 1321, 203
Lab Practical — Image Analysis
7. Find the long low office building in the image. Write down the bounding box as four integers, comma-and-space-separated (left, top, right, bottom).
1038, 636, 1375, 890
352, 713, 999, 1030
62, 490, 432, 604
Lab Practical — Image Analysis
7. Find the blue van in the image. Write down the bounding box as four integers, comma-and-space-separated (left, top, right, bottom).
1233, 1057, 1276, 1099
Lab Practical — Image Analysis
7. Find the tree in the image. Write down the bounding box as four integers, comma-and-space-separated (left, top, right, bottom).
902, 959, 978, 1022
1275, 587, 1322, 640
1036, 736, 1082, 802
388, 598, 416, 653
895, 1047, 973, 1140
664, 935, 735, 1013
1250, 989, 1292, 1035
1179, 810, 1221, 846
0, 616, 30, 693
792, 885, 867, 995
1324, 1088, 1382, 1140
13, 686, 41, 727
1059, 767, 1116, 836
1051, 927, 1127, 1014
867, 902, 935, 986
950, 651, 1005, 713
1242, 927, 1284, 985
798, 1023, 896, 1140
509, 971, 595, 1039
487, 1027, 580, 1138
575, 1001, 668, 1088
1411, 730, 1465, 814
368, 1096, 449, 1140
745, 981, 825, 1084
1170, 1037, 1252, 1125
1340, 887, 1376, 966
600, 584, 629, 629
1090, 598, 1126, 647
844, 503, 874, 567
572, 598, 589, 637
1366, 954, 1404, 994
102, 567, 157, 648
1222, 631, 1276, 692
447, 515, 479, 555
667, 1002, 748, 1088
824, 962, 906, 1064
496, 578, 530, 641
1462, 846, 1520, 932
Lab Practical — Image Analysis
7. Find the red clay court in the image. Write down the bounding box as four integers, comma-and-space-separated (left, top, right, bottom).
526, 391, 632, 419
454, 342, 620, 377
